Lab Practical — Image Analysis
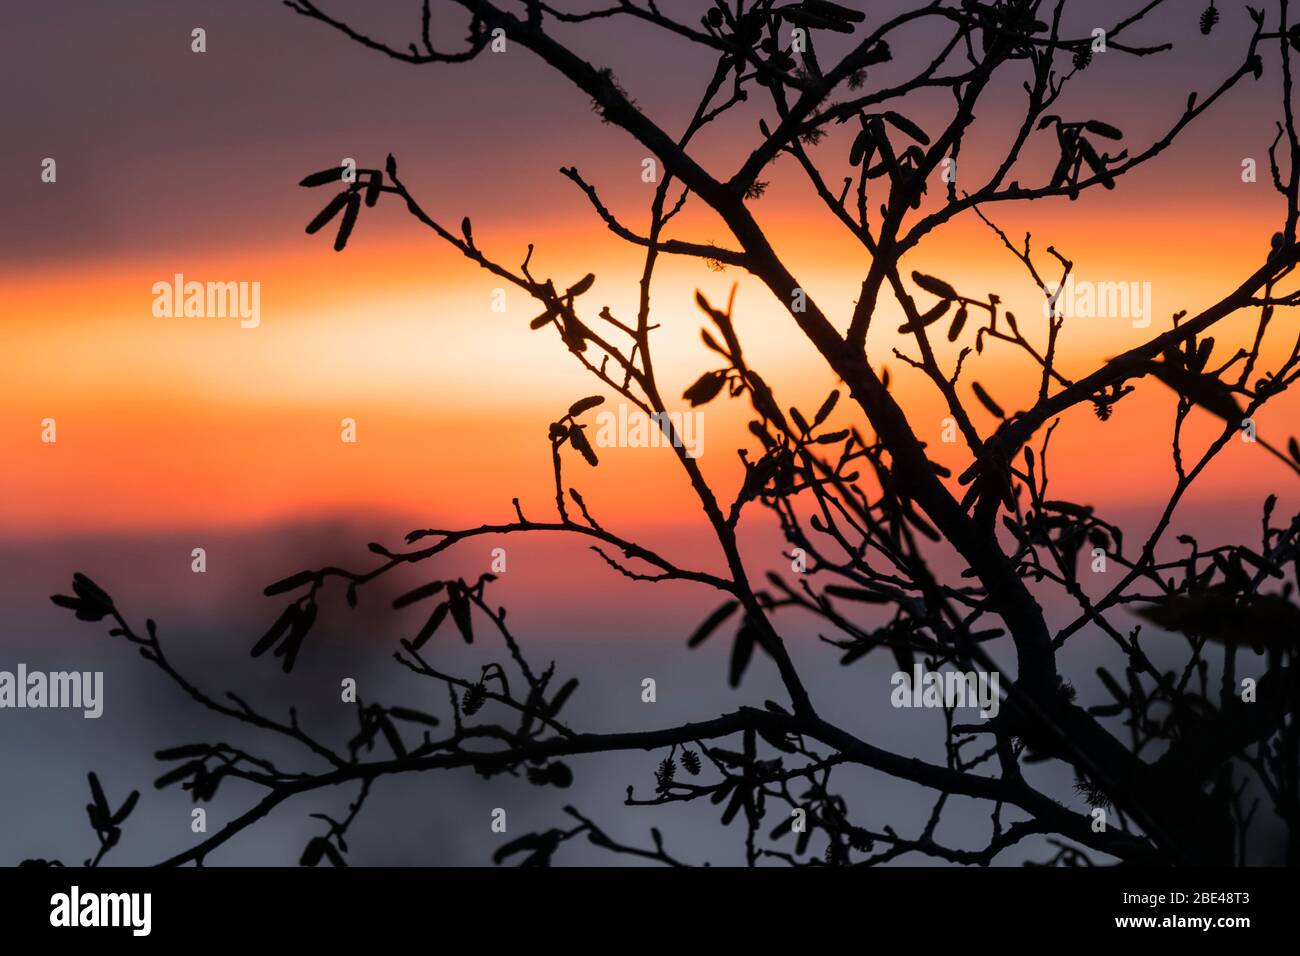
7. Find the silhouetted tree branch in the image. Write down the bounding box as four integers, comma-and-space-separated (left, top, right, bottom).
32, 0, 1300, 867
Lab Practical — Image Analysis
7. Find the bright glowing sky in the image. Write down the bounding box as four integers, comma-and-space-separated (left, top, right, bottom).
3, 0, 1297, 542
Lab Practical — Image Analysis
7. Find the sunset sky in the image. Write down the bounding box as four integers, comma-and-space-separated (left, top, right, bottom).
6, 0, 1300, 875
4, 0, 1296, 552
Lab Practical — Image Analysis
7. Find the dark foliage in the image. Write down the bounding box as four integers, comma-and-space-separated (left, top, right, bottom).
31, 0, 1300, 868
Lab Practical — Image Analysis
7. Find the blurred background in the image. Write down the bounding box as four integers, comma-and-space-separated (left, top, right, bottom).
1, 0, 1296, 864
